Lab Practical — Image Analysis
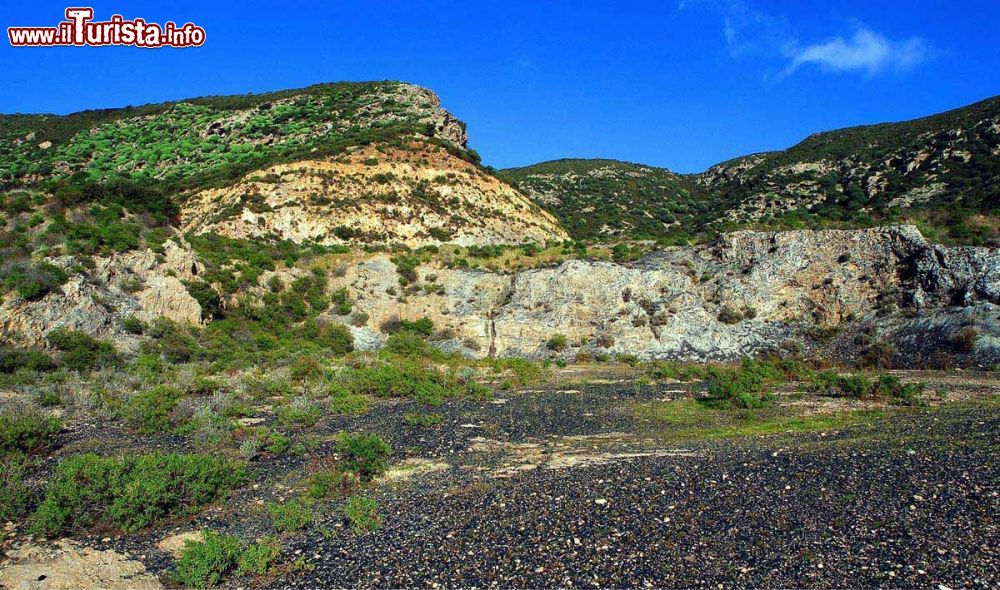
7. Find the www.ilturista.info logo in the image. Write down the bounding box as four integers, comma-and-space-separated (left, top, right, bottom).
8, 8, 205, 47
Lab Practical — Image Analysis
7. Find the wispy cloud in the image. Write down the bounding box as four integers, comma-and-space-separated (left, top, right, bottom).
679, 0, 788, 57
679, 1, 931, 78
783, 27, 929, 76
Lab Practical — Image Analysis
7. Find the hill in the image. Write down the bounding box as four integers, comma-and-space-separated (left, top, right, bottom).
498, 159, 701, 241
0, 81, 468, 191
503, 96, 1000, 245
0, 81, 566, 247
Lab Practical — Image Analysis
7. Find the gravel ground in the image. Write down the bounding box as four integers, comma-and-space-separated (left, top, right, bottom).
15, 375, 1000, 589
259, 404, 998, 589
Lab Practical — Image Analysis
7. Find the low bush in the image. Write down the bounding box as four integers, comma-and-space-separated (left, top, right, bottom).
0, 347, 55, 374
329, 391, 369, 415
122, 315, 146, 335
237, 536, 282, 577
336, 432, 392, 482
383, 331, 435, 358
2, 261, 68, 301
0, 453, 37, 522
953, 326, 979, 352
0, 407, 61, 455
702, 358, 787, 409
343, 495, 379, 533
718, 305, 757, 325
331, 287, 353, 315
546, 334, 568, 352
342, 360, 462, 405
124, 386, 184, 433
810, 371, 924, 405
810, 371, 872, 398
277, 397, 322, 427
32, 452, 245, 536
305, 469, 359, 500
403, 411, 444, 427
316, 322, 354, 355
184, 280, 223, 321
872, 374, 926, 406
46, 328, 118, 371
267, 500, 313, 532
173, 530, 242, 589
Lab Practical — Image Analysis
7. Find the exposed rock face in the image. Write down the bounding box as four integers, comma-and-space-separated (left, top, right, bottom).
2, 226, 997, 367
331, 226, 998, 366
0, 238, 202, 348
181, 143, 567, 247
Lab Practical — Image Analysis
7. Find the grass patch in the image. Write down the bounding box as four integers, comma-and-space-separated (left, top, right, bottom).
343, 495, 379, 533
403, 411, 444, 427
636, 398, 885, 441
267, 499, 313, 532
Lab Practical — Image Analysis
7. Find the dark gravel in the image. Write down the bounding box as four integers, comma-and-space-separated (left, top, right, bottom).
260, 402, 999, 589
35, 382, 1000, 589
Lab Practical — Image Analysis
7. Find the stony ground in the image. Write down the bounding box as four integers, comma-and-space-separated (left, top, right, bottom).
2, 370, 998, 589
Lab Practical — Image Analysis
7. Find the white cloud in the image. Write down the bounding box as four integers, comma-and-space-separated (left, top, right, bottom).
784, 27, 930, 76
679, 1, 931, 78
679, 0, 788, 57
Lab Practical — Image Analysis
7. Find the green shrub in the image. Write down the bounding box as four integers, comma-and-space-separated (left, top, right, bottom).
403, 411, 443, 427
872, 374, 926, 406
331, 287, 353, 315
46, 328, 118, 371
336, 432, 391, 482
546, 334, 568, 352
343, 495, 379, 533
124, 386, 184, 433
267, 500, 313, 532
491, 358, 547, 388
329, 391, 369, 415
0, 408, 61, 455
704, 359, 773, 409
277, 397, 322, 426
31, 452, 245, 536
122, 315, 146, 335
390, 254, 420, 285
316, 322, 354, 355
810, 371, 872, 398
383, 331, 434, 357
305, 469, 359, 500
383, 316, 433, 336
2, 262, 68, 301
173, 530, 241, 589
0, 453, 38, 522
953, 326, 979, 352
185, 280, 222, 321
237, 537, 282, 576
0, 347, 55, 373
718, 306, 754, 324
649, 361, 710, 382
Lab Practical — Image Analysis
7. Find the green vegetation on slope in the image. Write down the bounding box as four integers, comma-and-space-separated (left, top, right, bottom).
499, 159, 705, 241
0, 81, 470, 192
504, 96, 1000, 246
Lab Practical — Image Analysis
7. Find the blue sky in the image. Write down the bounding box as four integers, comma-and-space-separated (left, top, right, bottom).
2, 0, 998, 172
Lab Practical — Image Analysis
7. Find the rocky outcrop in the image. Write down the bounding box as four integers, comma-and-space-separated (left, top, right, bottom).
327, 226, 998, 366
3, 226, 997, 367
0, 238, 202, 349
181, 143, 567, 247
